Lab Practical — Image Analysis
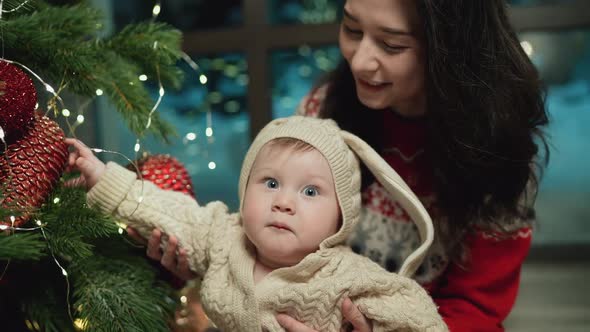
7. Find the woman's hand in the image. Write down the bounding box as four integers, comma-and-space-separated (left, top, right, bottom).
340, 297, 372, 332
276, 297, 372, 332
127, 227, 197, 281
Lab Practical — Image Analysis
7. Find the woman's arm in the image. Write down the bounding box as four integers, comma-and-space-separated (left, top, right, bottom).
432, 228, 532, 331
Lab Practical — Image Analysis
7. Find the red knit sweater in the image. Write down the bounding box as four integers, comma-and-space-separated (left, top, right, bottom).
297, 87, 532, 332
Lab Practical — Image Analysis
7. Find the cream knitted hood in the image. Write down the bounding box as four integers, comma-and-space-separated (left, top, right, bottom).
238, 116, 434, 277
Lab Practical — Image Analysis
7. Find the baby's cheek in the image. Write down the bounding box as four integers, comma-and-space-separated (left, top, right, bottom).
241, 206, 254, 228
242, 203, 263, 233
241, 213, 255, 242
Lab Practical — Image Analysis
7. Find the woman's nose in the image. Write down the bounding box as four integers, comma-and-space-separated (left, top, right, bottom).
350, 37, 379, 73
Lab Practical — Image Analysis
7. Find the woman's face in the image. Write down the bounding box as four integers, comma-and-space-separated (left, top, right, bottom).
339, 0, 427, 117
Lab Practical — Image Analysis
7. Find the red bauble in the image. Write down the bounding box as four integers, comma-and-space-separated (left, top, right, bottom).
0, 61, 37, 143
130, 154, 195, 198
0, 113, 68, 227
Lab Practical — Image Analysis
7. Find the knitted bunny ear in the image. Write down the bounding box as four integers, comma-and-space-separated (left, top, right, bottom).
340, 130, 434, 278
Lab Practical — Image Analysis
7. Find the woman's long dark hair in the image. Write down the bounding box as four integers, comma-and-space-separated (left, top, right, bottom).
319, 0, 549, 261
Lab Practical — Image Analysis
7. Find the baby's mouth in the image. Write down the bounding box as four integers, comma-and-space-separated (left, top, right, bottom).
269, 222, 292, 232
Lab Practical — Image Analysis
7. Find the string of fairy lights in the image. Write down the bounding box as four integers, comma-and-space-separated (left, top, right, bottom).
0, 0, 349, 329
0, 1, 143, 328
0, 0, 218, 329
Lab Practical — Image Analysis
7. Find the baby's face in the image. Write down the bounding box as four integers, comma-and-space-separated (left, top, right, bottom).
242, 144, 340, 268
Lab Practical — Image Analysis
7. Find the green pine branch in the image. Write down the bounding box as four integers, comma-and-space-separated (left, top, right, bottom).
70, 249, 176, 332
0, 190, 46, 261
1, 1, 184, 330
107, 22, 185, 89
0, 232, 47, 260
0, 0, 184, 140
1, 184, 178, 331
38, 186, 119, 260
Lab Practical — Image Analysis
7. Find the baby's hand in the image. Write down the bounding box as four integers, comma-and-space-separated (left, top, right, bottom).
64, 138, 106, 190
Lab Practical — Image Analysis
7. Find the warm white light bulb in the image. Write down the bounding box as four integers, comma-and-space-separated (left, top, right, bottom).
152, 4, 161, 16
74, 318, 88, 330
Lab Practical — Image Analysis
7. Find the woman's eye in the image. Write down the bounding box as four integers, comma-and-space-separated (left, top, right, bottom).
382, 43, 407, 53
342, 24, 362, 36
303, 186, 318, 197
265, 179, 279, 189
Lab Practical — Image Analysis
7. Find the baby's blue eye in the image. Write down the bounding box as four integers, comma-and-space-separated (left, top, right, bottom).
303, 186, 318, 197
265, 178, 279, 189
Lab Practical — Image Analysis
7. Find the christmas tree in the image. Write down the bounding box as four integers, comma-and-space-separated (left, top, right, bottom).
0, 1, 189, 331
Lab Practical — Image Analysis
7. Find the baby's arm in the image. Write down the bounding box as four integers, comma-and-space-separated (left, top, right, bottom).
66, 139, 222, 275
95, 162, 226, 275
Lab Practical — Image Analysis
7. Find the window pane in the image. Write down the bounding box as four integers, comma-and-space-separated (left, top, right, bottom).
271, 45, 341, 118
113, 0, 242, 31
519, 30, 590, 244
269, 0, 343, 25
100, 53, 249, 210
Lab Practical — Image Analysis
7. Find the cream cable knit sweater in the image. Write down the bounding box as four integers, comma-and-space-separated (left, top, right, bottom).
87, 163, 447, 332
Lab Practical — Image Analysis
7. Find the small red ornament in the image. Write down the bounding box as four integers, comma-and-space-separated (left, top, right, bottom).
130, 154, 195, 198
0, 61, 37, 143
0, 113, 68, 227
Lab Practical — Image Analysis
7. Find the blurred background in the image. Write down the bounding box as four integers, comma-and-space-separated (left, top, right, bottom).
83, 0, 589, 330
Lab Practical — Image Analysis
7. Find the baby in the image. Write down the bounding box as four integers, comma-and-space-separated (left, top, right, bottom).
66, 116, 446, 332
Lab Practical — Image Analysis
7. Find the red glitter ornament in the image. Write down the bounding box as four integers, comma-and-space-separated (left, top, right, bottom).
0, 61, 37, 143
130, 154, 195, 198
0, 113, 68, 227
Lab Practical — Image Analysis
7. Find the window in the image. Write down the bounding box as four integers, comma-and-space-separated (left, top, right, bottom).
100, 0, 590, 240
113, 0, 242, 31
519, 29, 590, 244
269, 0, 342, 25
271, 45, 340, 119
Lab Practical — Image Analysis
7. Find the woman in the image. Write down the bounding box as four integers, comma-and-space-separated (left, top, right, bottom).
134, 0, 549, 331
